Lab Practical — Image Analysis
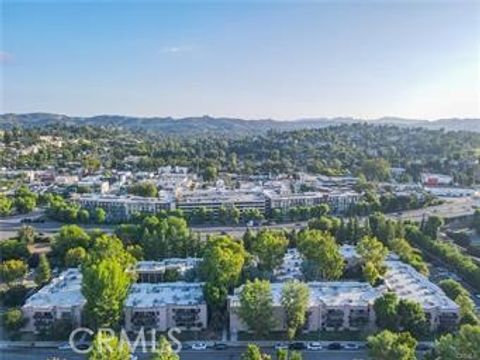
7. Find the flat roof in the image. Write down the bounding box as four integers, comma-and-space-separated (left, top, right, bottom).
23, 268, 85, 309
125, 282, 206, 308
135, 258, 201, 272
177, 189, 265, 204
384, 260, 459, 311
231, 281, 382, 308
76, 193, 175, 204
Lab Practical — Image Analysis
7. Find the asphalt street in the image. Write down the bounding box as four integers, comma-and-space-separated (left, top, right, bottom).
1, 348, 370, 360
0, 197, 476, 241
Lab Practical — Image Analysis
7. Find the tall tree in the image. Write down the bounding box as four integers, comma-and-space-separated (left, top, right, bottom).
82, 259, 132, 328
0, 259, 28, 284
88, 331, 130, 360
297, 230, 344, 280
241, 344, 271, 360
367, 330, 417, 360
373, 292, 399, 331
281, 281, 310, 340
151, 336, 179, 360
35, 254, 52, 286
356, 235, 388, 285
251, 230, 288, 273
238, 279, 276, 338
434, 324, 480, 360
397, 299, 428, 338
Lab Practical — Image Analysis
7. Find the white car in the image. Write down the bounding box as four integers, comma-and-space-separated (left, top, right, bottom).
306, 342, 323, 350
344, 343, 360, 350
58, 342, 72, 350
192, 342, 207, 350
274, 342, 289, 350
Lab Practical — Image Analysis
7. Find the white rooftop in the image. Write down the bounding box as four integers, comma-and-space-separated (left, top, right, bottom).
177, 189, 265, 204
231, 281, 382, 308
384, 260, 459, 311
23, 268, 85, 309
76, 192, 175, 204
125, 282, 205, 308
135, 258, 201, 273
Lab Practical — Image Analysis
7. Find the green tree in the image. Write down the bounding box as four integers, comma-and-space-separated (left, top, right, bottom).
0, 259, 28, 284
298, 230, 344, 280
53, 225, 91, 265
88, 331, 130, 360
151, 336, 179, 360
0, 195, 13, 216
17, 225, 36, 244
251, 230, 288, 273
238, 279, 276, 338
203, 166, 218, 182
434, 324, 480, 360
241, 344, 271, 360
356, 235, 388, 285
2, 308, 25, 332
281, 280, 310, 340
367, 330, 417, 360
14, 185, 37, 214
35, 254, 52, 286
439, 279, 469, 301
93, 208, 107, 224
129, 181, 158, 198
361, 158, 391, 182
64, 247, 87, 267
422, 216, 443, 240
0, 239, 29, 261
397, 299, 428, 338
373, 292, 399, 331
82, 259, 133, 328
472, 209, 480, 234
201, 236, 246, 325
78, 209, 90, 223
456, 293, 479, 325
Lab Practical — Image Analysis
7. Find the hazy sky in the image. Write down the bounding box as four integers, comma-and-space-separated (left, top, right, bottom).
1, 0, 479, 120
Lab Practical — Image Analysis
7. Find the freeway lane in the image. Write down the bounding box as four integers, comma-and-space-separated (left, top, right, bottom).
0, 197, 476, 241
1, 349, 370, 360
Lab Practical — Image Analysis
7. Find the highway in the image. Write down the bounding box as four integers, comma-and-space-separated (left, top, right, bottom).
0, 197, 476, 241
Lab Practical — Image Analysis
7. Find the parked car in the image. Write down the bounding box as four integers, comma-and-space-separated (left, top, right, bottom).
213, 343, 228, 350
306, 342, 323, 350
327, 342, 342, 350
192, 342, 207, 350
289, 342, 306, 350
58, 342, 71, 350
274, 342, 289, 350
416, 344, 433, 351
344, 343, 360, 350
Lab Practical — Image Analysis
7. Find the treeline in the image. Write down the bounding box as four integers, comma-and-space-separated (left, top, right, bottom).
2, 123, 479, 184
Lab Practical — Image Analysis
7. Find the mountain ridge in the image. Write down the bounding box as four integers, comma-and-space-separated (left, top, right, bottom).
0, 113, 479, 135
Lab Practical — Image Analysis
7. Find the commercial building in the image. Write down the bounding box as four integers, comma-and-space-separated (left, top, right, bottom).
229, 281, 381, 335
176, 189, 266, 219
124, 282, 207, 332
75, 193, 175, 222
134, 258, 202, 283
421, 173, 453, 186
22, 269, 85, 333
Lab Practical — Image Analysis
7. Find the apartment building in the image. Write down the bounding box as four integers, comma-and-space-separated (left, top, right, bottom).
133, 258, 202, 283
383, 260, 460, 331
75, 193, 175, 222
22, 269, 85, 334
229, 281, 381, 336
124, 282, 207, 332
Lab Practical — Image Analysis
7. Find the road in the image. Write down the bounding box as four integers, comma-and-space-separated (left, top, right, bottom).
1, 348, 370, 360
0, 197, 476, 241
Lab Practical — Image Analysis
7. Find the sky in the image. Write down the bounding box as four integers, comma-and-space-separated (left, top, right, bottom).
1, 0, 479, 120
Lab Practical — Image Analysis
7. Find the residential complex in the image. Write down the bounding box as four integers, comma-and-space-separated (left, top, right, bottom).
229, 282, 381, 335
22, 268, 85, 334
124, 282, 207, 332
133, 258, 201, 283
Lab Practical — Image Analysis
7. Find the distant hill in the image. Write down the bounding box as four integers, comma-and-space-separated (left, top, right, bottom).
0, 113, 479, 135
